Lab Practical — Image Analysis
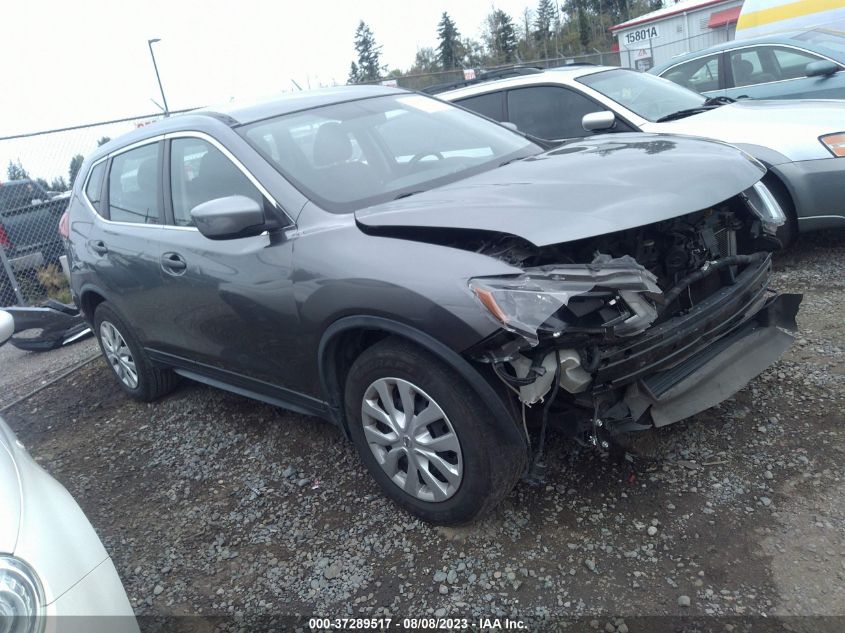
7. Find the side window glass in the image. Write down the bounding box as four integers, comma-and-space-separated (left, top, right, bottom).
108, 143, 160, 224
457, 93, 505, 121
85, 162, 106, 213
663, 55, 721, 92
506, 86, 602, 140
772, 46, 825, 79
729, 49, 771, 87
170, 138, 263, 227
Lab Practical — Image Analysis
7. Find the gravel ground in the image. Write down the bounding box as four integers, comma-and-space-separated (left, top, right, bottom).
2, 231, 844, 631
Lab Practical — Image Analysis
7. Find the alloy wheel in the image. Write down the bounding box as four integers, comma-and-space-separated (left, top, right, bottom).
361, 377, 463, 502
99, 321, 138, 389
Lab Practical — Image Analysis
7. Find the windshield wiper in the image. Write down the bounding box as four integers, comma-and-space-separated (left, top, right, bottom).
393, 190, 424, 200
704, 96, 735, 105
656, 105, 719, 122
656, 97, 733, 123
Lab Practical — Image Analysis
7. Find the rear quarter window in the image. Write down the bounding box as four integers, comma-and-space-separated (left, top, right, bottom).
84, 162, 106, 213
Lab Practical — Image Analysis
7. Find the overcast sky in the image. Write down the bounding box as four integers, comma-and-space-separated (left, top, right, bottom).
1, 0, 543, 181
2, 0, 537, 135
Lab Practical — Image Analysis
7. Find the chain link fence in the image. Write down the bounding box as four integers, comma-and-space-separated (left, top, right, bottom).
366, 50, 620, 91
0, 51, 620, 308
0, 110, 199, 307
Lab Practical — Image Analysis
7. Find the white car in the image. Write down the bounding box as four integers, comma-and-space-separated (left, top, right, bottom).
438, 65, 845, 244
0, 313, 138, 633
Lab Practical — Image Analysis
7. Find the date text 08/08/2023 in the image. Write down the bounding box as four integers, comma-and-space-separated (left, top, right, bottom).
308, 617, 528, 630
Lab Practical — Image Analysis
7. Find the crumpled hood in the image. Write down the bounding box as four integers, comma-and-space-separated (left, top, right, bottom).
642, 100, 845, 162
356, 133, 764, 247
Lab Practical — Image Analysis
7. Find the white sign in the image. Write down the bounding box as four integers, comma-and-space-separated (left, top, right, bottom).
623, 25, 659, 48
463, 69, 477, 81
380, 79, 398, 88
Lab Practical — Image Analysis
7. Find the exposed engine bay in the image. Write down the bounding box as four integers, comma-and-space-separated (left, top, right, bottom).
461, 185, 802, 450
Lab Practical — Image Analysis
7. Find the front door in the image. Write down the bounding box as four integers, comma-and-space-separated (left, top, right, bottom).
153, 135, 306, 396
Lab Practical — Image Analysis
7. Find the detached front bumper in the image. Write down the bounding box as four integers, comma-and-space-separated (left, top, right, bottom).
590, 254, 802, 429
623, 293, 801, 427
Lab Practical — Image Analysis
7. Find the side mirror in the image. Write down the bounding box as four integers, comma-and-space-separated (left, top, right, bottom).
500, 121, 519, 132
806, 60, 839, 78
191, 195, 266, 240
0, 311, 13, 346
582, 111, 617, 132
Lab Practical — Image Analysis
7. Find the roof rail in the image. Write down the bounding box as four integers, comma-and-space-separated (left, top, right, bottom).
422, 66, 544, 95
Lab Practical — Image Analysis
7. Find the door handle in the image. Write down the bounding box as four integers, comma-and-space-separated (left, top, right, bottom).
160, 252, 187, 275
90, 240, 108, 256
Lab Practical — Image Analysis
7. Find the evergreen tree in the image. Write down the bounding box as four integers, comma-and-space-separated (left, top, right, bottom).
437, 12, 462, 70
68, 154, 84, 187
348, 61, 360, 84
350, 21, 384, 82
576, 0, 591, 52
486, 10, 518, 64
534, 0, 556, 58
50, 176, 68, 191
6, 159, 28, 180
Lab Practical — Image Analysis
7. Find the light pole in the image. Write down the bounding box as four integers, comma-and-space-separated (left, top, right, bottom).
147, 38, 170, 117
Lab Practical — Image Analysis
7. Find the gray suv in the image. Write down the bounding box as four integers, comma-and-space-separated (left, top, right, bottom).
67, 86, 800, 524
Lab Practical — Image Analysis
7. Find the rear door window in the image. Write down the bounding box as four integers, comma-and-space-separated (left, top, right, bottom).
456, 92, 506, 121
107, 143, 161, 224
506, 86, 604, 140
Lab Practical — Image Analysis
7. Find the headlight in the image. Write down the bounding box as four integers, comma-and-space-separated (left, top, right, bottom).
820, 132, 845, 157
742, 182, 785, 234
0, 556, 44, 633
469, 257, 661, 345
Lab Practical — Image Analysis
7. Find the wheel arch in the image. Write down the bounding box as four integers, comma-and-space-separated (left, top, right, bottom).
317, 315, 527, 453
78, 285, 110, 324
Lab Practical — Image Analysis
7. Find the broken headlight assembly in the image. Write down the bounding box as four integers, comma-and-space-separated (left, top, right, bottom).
469, 255, 662, 346
741, 181, 786, 235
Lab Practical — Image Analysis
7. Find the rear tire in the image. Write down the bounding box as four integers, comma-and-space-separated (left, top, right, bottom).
94, 302, 178, 401
344, 337, 525, 525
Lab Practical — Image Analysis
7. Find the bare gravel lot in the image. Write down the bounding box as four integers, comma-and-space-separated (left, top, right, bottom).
2, 232, 844, 632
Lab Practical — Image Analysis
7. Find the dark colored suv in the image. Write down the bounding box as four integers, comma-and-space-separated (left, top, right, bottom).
67, 86, 800, 524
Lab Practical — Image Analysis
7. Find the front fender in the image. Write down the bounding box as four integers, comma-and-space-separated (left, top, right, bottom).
318, 315, 527, 457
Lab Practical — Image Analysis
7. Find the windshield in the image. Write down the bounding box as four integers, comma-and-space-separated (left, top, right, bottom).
795, 23, 845, 55
240, 94, 540, 212
578, 69, 707, 122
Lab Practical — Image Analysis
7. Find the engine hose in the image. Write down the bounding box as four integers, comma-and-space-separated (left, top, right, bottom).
492, 361, 537, 386
660, 253, 768, 314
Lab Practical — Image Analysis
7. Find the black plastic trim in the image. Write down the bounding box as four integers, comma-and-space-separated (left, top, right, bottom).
318, 315, 526, 451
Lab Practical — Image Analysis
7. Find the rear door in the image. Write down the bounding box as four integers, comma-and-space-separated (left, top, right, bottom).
88, 140, 170, 346
154, 133, 302, 394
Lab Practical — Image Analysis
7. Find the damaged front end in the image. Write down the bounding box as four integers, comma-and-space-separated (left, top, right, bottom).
466, 182, 802, 448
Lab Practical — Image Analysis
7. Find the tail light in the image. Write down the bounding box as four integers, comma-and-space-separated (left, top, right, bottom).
58, 210, 69, 239
0, 224, 11, 249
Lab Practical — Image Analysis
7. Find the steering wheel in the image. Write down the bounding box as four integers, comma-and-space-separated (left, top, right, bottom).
409, 151, 444, 165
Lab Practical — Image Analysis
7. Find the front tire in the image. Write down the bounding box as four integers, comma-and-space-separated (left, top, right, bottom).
94, 302, 178, 401
344, 337, 525, 524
